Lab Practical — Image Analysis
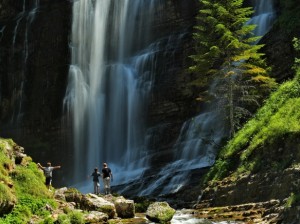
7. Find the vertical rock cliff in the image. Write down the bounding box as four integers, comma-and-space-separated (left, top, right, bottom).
0, 0, 201, 187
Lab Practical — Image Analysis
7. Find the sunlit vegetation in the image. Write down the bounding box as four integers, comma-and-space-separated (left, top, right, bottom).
190, 0, 276, 137
0, 138, 56, 224
204, 64, 300, 182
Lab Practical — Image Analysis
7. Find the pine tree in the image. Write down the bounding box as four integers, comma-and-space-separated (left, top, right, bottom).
190, 0, 276, 137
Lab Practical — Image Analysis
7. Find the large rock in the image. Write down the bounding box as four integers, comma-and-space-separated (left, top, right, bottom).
146, 202, 175, 223
81, 194, 116, 219
114, 197, 135, 218
64, 188, 83, 205
84, 211, 108, 223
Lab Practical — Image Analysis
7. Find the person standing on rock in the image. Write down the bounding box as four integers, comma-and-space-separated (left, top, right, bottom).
102, 162, 113, 195
91, 167, 101, 194
37, 162, 61, 190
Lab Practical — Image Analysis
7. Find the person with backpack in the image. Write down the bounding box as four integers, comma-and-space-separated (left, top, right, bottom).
102, 162, 113, 195
37, 162, 61, 190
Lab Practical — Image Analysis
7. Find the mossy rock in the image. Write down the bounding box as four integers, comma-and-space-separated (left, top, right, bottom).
146, 202, 175, 223
64, 187, 83, 204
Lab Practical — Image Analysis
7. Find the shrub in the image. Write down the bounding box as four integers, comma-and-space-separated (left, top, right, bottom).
69, 211, 85, 224
57, 214, 71, 224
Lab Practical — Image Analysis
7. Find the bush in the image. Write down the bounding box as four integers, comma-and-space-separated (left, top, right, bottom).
56, 214, 71, 224
69, 211, 85, 224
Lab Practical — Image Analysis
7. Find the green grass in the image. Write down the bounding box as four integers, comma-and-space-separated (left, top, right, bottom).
0, 138, 57, 223
285, 192, 300, 208
204, 69, 300, 182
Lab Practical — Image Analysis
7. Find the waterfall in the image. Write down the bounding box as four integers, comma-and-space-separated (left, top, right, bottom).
64, 0, 161, 189
247, 0, 276, 37
11, 0, 40, 124
136, 0, 277, 196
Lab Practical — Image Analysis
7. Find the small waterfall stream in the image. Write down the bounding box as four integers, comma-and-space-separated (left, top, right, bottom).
11, 0, 40, 124
247, 0, 276, 37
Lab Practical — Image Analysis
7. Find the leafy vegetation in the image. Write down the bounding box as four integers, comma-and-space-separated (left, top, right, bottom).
56, 210, 85, 224
0, 138, 57, 224
204, 65, 300, 183
285, 192, 300, 208
190, 0, 276, 137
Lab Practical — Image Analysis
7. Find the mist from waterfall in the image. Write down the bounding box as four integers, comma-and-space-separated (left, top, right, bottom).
136, 0, 277, 196
63, 0, 161, 190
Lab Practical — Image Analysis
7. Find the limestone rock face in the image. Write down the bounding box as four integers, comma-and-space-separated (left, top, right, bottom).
114, 197, 135, 218
146, 202, 175, 223
81, 194, 116, 219
84, 211, 109, 223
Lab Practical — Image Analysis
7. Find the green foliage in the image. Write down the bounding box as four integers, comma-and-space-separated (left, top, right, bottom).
10, 162, 51, 198
293, 37, 300, 70
40, 217, 55, 224
56, 211, 85, 224
0, 138, 58, 223
57, 214, 71, 224
2, 195, 55, 224
204, 65, 300, 182
0, 182, 15, 204
204, 159, 233, 183
285, 192, 300, 208
68, 210, 85, 224
190, 0, 275, 136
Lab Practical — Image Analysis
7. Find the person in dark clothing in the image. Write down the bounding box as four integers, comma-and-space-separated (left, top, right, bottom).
102, 163, 113, 195
91, 167, 101, 194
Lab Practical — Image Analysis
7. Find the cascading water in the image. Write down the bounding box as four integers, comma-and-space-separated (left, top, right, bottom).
137, 0, 277, 196
63, 0, 162, 190
11, 0, 40, 124
247, 0, 276, 37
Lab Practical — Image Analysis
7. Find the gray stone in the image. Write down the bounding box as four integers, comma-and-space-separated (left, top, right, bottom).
114, 197, 135, 218
146, 202, 175, 223
81, 194, 116, 219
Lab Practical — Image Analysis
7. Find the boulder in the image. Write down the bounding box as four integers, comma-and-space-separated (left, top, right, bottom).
54, 187, 68, 201
64, 188, 83, 205
81, 194, 116, 219
146, 202, 175, 223
114, 197, 135, 218
84, 211, 109, 223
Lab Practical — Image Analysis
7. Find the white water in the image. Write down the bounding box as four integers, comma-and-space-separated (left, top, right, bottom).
137, 0, 277, 196
11, 0, 40, 124
64, 0, 162, 189
247, 0, 276, 38
64, 0, 277, 195
172, 210, 242, 224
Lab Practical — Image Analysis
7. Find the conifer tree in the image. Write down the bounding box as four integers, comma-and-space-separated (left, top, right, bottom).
190, 0, 276, 137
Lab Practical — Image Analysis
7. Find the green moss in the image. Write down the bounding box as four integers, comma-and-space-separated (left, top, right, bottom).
285, 192, 300, 208
56, 213, 71, 224
68, 210, 85, 224
10, 162, 51, 198
0, 182, 16, 204
2, 195, 55, 224
0, 138, 58, 223
133, 196, 155, 213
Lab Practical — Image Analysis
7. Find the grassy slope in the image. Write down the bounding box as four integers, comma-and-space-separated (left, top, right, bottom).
204, 68, 300, 183
0, 138, 56, 224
